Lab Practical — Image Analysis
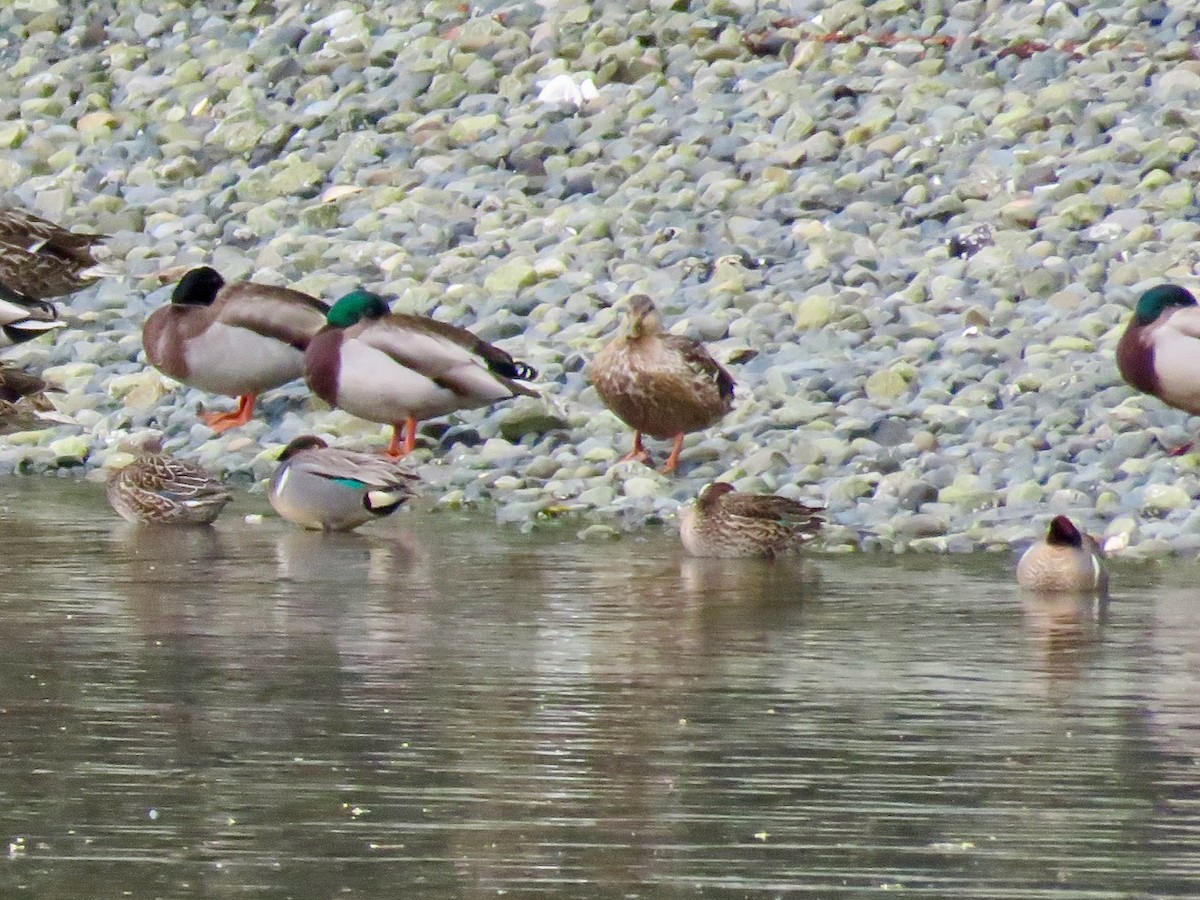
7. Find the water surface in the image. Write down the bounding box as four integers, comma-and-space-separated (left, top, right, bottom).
0, 478, 1196, 898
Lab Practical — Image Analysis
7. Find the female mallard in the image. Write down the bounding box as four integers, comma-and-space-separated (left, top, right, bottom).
106, 437, 232, 525
1016, 515, 1108, 595
0, 207, 108, 300
269, 434, 420, 532
680, 482, 823, 558
589, 295, 735, 474
304, 289, 538, 457
1116, 283, 1200, 416
142, 266, 329, 432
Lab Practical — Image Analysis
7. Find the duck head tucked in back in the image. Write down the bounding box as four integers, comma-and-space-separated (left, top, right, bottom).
143, 266, 329, 432
680, 482, 823, 559
1016, 515, 1108, 595
1116, 283, 1200, 417
304, 289, 538, 458
269, 434, 420, 532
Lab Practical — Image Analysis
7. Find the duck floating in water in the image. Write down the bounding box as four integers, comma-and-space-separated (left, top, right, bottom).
304, 289, 538, 458
142, 266, 329, 432
590, 295, 734, 474
680, 482, 823, 558
269, 435, 420, 532
106, 437, 232, 525
1016, 515, 1108, 595
0, 207, 109, 300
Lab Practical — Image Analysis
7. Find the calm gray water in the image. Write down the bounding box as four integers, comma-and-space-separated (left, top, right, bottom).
0, 477, 1197, 898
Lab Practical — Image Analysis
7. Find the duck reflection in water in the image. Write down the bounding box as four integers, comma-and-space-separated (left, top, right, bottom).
273, 526, 430, 588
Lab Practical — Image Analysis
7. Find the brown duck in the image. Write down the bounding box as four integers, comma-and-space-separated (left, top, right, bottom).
680, 482, 824, 558
589, 295, 734, 474
0, 207, 108, 299
1016, 515, 1108, 595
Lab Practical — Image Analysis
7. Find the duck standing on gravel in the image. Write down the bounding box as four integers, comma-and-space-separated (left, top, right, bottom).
304, 289, 538, 458
680, 482, 823, 558
0, 206, 109, 300
590, 294, 734, 474
106, 436, 232, 525
1116, 283, 1200, 420
1016, 516, 1108, 595
269, 435, 420, 532
143, 266, 330, 432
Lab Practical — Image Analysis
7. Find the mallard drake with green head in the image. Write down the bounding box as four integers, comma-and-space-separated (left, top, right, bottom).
269, 435, 420, 532
1016, 516, 1108, 595
142, 266, 329, 432
680, 482, 823, 558
1116, 284, 1200, 416
589, 295, 735, 474
106, 437, 232, 525
0, 207, 108, 300
304, 290, 538, 458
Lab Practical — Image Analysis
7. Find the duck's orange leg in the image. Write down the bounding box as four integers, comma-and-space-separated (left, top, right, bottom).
387, 417, 421, 458
661, 433, 685, 474
201, 393, 257, 432
619, 431, 653, 465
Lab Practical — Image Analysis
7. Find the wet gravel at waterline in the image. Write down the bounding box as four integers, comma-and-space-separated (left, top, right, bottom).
2, 2, 1200, 555
1, 479, 1199, 898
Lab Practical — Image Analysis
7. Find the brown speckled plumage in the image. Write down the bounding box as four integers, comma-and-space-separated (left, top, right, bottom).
680, 482, 823, 558
589, 295, 734, 472
1016, 516, 1108, 595
106, 439, 232, 525
0, 207, 106, 300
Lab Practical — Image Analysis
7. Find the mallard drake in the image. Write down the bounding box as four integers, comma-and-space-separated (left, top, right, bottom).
269, 434, 420, 532
142, 266, 329, 432
0, 290, 63, 349
304, 290, 538, 457
0, 207, 108, 300
589, 295, 735, 474
106, 437, 232, 525
1016, 515, 1108, 594
1116, 284, 1200, 416
680, 482, 823, 558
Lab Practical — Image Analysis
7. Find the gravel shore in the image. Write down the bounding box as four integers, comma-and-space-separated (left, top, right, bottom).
1, 0, 1197, 555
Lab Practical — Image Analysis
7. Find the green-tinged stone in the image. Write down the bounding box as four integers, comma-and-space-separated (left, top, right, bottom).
448, 113, 501, 143
484, 257, 537, 294
1142, 483, 1191, 512
1006, 480, 1043, 505
270, 157, 324, 196
578, 523, 620, 541
498, 406, 568, 442
865, 369, 909, 402
794, 293, 835, 329
1049, 335, 1094, 353
5, 429, 54, 446
622, 477, 663, 499
50, 436, 90, 464
938, 474, 995, 507
0, 122, 26, 148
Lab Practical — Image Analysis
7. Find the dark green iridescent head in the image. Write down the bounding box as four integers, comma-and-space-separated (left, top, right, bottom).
326, 290, 391, 328
1134, 284, 1197, 326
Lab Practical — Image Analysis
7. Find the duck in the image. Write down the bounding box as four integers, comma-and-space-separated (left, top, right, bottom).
0, 364, 52, 404
1116, 283, 1200, 416
680, 482, 823, 558
269, 434, 420, 532
304, 289, 538, 457
1016, 515, 1108, 595
0, 289, 63, 349
142, 266, 329, 432
589, 295, 735, 474
106, 437, 232, 525
0, 206, 108, 300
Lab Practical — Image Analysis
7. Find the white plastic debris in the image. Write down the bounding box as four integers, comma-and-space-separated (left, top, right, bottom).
537, 74, 598, 109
